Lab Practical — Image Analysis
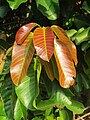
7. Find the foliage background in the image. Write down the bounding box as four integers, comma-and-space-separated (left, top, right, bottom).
0, 0, 90, 120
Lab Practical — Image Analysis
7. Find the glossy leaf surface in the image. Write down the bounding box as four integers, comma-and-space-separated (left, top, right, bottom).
16, 59, 41, 110
16, 23, 37, 45
54, 39, 76, 88
36, 0, 60, 20
10, 34, 35, 85
1, 76, 14, 119
6, 0, 28, 10
14, 99, 27, 120
34, 27, 55, 61
66, 100, 84, 114
51, 25, 78, 65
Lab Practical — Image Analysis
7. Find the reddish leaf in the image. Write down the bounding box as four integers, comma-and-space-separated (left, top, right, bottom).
33, 27, 55, 61
39, 58, 54, 81
54, 39, 76, 88
16, 23, 38, 45
10, 33, 35, 85
51, 25, 78, 65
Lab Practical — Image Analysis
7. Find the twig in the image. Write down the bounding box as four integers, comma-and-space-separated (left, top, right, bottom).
84, 106, 90, 111
76, 112, 90, 120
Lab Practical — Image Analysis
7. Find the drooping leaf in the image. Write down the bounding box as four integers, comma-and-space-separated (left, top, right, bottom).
6, 0, 28, 10
10, 33, 35, 86
66, 100, 84, 114
36, 81, 73, 110
33, 27, 55, 61
54, 39, 76, 88
35, 0, 60, 20
51, 55, 59, 80
51, 25, 78, 65
39, 58, 54, 81
14, 99, 27, 120
16, 23, 38, 45
16, 59, 41, 110
68, 27, 90, 45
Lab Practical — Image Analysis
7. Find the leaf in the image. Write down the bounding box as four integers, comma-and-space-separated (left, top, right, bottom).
81, 41, 90, 51
51, 55, 59, 80
14, 99, 27, 120
1, 76, 15, 119
51, 25, 78, 65
15, 23, 38, 45
6, 0, 28, 10
33, 27, 55, 61
82, 0, 90, 14
66, 100, 84, 114
0, 101, 6, 117
0, 3, 9, 18
54, 39, 76, 88
66, 29, 77, 39
59, 109, 69, 120
36, 81, 72, 110
10, 34, 35, 86
36, 0, 60, 20
75, 27, 90, 45
39, 58, 54, 81
16, 59, 41, 110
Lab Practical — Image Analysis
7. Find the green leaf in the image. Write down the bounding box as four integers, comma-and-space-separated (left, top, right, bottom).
0, 116, 8, 120
6, 0, 28, 10
14, 99, 27, 120
66, 100, 84, 114
0, 2, 9, 18
82, 0, 90, 14
59, 109, 69, 120
1, 76, 15, 119
0, 101, 6, 117
68, 27, 90, 45
16, 59, 41, 110
66, 29, 77, 39
36, 81, 72, 110
81, 41, 90, 51
36, 0, 60, 20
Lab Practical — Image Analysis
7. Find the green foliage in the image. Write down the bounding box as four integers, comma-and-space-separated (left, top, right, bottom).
0, 0, 90, 120
6, 0, 28, 10
35, 0, 60, 20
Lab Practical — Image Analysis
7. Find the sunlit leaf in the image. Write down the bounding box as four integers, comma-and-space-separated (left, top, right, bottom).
54, 39, 76, 88
51, 25, 78, 65
16, 59, 41, 110
36, 0, 60, 20
16, 23, 38, 45
10, 33, 35, 85
66, 100, 84, 114
14, 99, 27, 120
33, 27, 55, 61
6, 0, 28, 10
